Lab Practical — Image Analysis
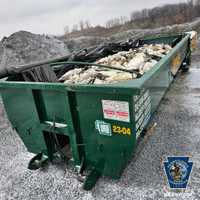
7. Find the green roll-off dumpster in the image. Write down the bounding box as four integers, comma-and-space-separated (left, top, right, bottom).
0, 32, 197, 190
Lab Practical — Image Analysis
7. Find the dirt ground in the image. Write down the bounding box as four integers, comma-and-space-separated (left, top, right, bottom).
0, 46, 200, 200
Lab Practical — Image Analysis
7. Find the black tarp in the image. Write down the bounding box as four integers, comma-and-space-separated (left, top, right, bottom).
7, 65, 58, 82
21, 65, 58, 82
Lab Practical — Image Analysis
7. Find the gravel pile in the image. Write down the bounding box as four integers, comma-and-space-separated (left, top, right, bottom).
0, 31, 69, 70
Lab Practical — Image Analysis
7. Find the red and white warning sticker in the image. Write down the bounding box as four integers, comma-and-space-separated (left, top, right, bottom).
102, 100, 130, 122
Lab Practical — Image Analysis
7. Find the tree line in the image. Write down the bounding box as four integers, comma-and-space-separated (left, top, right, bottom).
64, 0, 200, 35
130, 0, 200, 27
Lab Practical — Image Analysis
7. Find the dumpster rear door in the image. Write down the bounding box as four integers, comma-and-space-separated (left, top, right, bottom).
0, 83, 82, 166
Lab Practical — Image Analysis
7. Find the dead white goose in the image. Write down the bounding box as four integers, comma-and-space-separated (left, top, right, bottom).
59, 68, 82, 81
141, 59, 158, 74
126, 52, 146, 71
105, 72, 136, 83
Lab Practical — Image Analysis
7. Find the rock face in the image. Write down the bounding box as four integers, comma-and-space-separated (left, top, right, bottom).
0, 31, 69, 69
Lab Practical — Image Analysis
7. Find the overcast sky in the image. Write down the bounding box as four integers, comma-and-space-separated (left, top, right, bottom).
0, 0, 186, 38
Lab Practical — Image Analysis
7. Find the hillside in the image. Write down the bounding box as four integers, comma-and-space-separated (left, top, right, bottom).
63, 1, 200, 39
0, 18, 199, 71
59, 18, 200, 52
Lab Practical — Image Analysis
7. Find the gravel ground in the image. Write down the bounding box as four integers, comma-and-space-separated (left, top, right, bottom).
0, 48, 200, 199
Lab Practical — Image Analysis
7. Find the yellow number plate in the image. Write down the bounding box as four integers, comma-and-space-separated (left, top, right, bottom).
112, 125, 131, 136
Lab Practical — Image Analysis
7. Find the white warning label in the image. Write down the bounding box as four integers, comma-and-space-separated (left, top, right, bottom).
102, 100, 130, 122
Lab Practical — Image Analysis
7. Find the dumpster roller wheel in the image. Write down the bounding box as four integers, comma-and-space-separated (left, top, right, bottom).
28, 152, 49, 170
83, 169, 102, 191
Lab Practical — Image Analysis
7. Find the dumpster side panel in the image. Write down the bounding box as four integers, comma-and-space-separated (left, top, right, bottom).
134, 36, 189, 138
144, 37, 189, 113
75, 92, 136, 178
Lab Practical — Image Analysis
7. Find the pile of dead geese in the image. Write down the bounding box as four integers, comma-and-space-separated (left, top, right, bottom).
59, 44, 172, 84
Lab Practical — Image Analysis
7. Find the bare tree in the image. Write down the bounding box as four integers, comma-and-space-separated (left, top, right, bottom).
79, 21, 84, 31
72, 24, 78, 32
85, 20, 91, 29
105, 17, 122, 28
119, 16, 128, 24
64, 25, 70, 34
